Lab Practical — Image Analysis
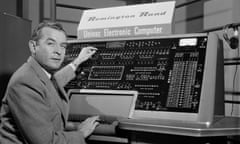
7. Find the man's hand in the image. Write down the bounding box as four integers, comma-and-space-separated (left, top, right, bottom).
77, 116, 99, 138
72, 46, 97, 67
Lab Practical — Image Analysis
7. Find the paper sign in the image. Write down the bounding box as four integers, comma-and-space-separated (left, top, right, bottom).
78, 1, 176, 40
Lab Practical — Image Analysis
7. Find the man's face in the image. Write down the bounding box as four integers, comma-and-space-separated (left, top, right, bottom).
34, 27, 67, 72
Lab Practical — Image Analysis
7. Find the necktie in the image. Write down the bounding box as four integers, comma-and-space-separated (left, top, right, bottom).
51, 76, 65, 99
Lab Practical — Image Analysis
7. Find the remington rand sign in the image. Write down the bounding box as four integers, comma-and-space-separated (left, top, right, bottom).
87, 11, 167, 22
78, 1, 175, 40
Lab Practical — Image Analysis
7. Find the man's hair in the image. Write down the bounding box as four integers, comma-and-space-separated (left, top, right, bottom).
31, 21, 67, 42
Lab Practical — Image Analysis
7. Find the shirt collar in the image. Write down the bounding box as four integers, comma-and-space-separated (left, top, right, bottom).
41, 67, 51, 79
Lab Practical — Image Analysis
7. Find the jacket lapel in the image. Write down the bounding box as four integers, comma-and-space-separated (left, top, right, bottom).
50, 76, 69, 123
27, 57, 69, 126
48, 80, 69, 126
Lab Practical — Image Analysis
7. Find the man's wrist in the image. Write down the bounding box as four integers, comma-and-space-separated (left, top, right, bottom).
72, 61, 78, 67
69, 62, 77, 71
70, 57, 85, 71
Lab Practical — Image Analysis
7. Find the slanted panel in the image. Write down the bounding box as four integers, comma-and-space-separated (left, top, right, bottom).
57, 0, 126, 8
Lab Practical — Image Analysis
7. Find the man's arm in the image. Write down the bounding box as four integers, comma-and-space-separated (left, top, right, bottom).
54, 64, 76, 88
54, 46, 97, 88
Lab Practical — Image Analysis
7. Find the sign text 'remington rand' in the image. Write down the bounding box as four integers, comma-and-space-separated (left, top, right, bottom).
87, 11, 167, 22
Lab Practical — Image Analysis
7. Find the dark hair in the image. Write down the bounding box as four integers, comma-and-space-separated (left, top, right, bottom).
31, 21, 67, 42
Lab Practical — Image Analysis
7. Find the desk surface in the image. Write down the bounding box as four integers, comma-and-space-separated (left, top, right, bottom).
119, 116, 240, 137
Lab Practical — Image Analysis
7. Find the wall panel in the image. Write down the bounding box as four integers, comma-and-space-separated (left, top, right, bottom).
59, 21, 79, 36
204, 0, 235, 30
56, 7, 83, 23
225, 103, 240, 117
174, 0, 204, 23
43, 0, 50, 19
174, 18, 203, 34
43, 0, 126, 38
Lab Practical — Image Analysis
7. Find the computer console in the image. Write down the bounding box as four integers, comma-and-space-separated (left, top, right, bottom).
64, 33, 224, 125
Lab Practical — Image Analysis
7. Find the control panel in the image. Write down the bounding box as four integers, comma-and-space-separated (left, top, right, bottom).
63, 34, 208, 113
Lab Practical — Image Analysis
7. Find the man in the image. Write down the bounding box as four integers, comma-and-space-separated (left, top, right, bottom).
0, 21, 99, 144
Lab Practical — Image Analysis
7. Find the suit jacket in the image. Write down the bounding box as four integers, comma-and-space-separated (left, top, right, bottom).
0, 57, 86, 144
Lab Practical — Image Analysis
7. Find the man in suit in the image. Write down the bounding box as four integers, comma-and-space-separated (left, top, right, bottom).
0, 21, 98, 144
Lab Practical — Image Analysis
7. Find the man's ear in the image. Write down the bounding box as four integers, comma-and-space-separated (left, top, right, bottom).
29, 40, 37, 55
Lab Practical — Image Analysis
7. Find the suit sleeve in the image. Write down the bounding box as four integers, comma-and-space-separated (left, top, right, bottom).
54, 64, 76, 89
7, 79, 86, 144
